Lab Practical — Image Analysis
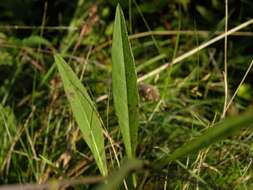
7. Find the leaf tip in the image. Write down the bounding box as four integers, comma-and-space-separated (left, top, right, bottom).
116, 3, 122, 10
116, 3, 123, 15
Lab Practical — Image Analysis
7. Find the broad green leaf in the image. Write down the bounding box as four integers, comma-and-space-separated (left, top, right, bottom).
54, 54, 107, 176
112, 4, 139, 158
157, 109, 253, 167
94, 159, 144, 190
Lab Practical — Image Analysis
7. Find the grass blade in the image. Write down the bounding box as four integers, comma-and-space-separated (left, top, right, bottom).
54, 54, 107, 176
112, 4, 139, 158
94, 159, 144, 190
0, 105, 17, 166
157, 109, 253, 167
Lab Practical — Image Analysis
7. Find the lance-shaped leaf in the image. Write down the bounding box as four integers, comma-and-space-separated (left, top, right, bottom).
54, 54, 107, 176
112, 4, 139, 158
156, 109, 253, 168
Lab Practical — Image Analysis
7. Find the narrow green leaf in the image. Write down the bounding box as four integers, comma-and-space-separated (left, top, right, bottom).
112, 4, 139, 158
94, 159, 144, 190
54, 54, 107, 176
157, 109, 253, 167
22, 35, 52, 47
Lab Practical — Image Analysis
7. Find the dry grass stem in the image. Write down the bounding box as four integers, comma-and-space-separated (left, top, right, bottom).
222, 0, 229, 118
225, 59, 253, 112
96, 19, 253, 102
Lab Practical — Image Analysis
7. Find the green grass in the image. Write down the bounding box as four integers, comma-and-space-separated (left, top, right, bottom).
0, 1, 253, 189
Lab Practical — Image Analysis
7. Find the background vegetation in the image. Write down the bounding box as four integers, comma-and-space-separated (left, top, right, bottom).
0, 0, 253, 189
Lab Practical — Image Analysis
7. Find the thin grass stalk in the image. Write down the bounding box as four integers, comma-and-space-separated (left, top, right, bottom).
222, 0, 229, 118
225, 59, 253, 112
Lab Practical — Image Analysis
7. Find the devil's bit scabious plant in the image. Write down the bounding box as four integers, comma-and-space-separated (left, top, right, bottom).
53, 4, 253, 189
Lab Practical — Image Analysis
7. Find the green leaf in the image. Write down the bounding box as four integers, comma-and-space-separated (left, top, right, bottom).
23, 35, 52, 47
94, 159, 144, 190
112, 4, 139, 158
157, 109, 253, 167
54, 54, 107, 176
